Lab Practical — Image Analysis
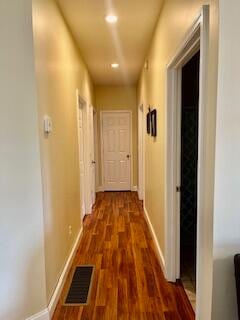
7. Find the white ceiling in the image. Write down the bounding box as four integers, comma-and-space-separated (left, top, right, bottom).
57, 0, 164, 85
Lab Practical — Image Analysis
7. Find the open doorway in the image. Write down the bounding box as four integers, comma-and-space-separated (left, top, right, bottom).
180, 51, 200, 310
76, 92, 96, 220
166, 7, 212, 319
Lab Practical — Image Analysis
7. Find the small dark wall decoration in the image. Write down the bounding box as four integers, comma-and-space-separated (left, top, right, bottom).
147, 111, 151, 134
151, 109, 157, 137
146, 108, 157, 137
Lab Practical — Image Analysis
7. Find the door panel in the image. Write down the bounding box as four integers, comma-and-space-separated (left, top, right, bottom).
106, 129, 116, 152
119, 130, 128, 151
107, 161, 116, 180
102, 112, 131, 191
78, 107, 86, 220
89, 106, 96, 207
119, 160, 127, 181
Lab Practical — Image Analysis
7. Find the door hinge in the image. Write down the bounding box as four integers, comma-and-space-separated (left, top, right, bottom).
176, 186, 181, 193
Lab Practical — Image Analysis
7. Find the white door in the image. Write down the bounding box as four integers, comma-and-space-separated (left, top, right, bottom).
89, 106, 96, 206
78, 106, 86, 220
138, 106, 144, 200
102, 112, 131, 191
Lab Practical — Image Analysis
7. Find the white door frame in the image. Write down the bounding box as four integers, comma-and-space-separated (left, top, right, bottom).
93, 108, 99, 193
76, 90, 87, 220
100, 110, 133, 191
165, 5, 210, 319
76, 90, 94, 216
89, 105, 96, 208
138, 104, 145, 201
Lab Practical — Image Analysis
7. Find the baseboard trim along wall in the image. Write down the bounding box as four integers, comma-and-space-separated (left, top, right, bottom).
144, 206, 166, 276
131, 185, 138, 192
26, 227, 83, 320
48, 227, 83, 317
25, 309, 49, 320
97, 186, 138, 192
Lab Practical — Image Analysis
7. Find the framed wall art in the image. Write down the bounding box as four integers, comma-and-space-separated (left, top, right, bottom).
151, 109, 157, 137
147, 110, 151, 134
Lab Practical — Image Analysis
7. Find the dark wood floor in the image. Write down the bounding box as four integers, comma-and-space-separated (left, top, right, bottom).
53, 192, 194, 320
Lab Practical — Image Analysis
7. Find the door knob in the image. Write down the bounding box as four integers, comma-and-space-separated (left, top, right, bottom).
126, 155, 130, 159
92, 160, 96, 164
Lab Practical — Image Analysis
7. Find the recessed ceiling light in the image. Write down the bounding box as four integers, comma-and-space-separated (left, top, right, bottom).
111, 63, 119, 69
105, 14, 118, 24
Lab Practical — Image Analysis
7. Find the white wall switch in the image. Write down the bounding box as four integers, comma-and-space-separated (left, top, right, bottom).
44, 116, 52, 134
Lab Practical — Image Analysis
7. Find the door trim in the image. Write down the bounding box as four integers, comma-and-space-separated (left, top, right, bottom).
165, 5, 212, 319
93, 108, 98, 193
76, 91, 95, 216
138, 104, 145, 201
76, 90, 87, 220
100, 110, 133, 191
89, 105, 96, 209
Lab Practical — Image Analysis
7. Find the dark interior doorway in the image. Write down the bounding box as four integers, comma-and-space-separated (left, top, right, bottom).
180, 50, 200, 309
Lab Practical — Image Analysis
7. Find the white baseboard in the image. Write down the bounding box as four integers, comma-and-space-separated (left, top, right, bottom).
144, 206, 166, 276
27, 228, 83, 320
48, 227, 83, 317
97, 186, 137, 192
131, 185, 138, 192
26, 309, 49, 320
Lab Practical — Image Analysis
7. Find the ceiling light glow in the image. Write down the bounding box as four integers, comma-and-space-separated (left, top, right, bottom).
111, 63, 119, 69
105, 14, 118, 24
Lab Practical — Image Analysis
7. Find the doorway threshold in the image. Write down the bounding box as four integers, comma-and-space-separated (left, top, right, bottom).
181, 278, 196, 312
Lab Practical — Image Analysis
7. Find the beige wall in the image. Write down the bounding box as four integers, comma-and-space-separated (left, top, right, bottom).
137, 1, 218, 319
0, 0, 47, 319
32, 0, 94, 302
95, 85, 138, 188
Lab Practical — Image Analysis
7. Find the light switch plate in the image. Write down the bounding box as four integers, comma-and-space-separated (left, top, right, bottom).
44, 116, 52, 134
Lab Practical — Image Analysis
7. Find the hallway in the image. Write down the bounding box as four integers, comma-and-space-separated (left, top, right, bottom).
53, 192, 194, 319
4, 1, 240, 319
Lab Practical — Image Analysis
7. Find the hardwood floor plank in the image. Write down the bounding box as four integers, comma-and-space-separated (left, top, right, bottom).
52, 192, 195, 320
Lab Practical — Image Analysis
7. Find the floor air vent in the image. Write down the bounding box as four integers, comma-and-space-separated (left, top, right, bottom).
64, 266, 94, 305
